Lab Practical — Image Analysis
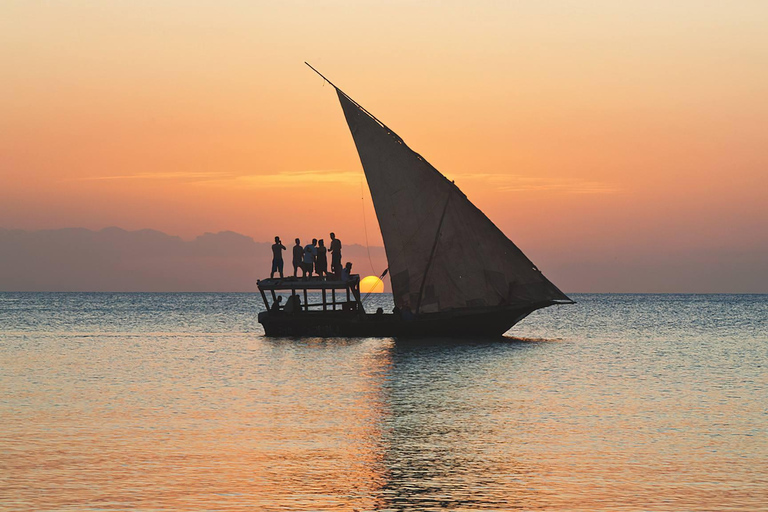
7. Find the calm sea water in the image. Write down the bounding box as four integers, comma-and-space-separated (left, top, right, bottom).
1, 293, 766, 511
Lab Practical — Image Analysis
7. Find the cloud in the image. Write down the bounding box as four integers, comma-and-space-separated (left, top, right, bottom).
70, 170, 364, 189
197, 170, 363, 189
73, 172, 233, 183
450, 173, 620, 194
72, 170, 616, 194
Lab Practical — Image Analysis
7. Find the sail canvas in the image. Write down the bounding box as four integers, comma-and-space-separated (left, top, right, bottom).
337, 90, 571, 313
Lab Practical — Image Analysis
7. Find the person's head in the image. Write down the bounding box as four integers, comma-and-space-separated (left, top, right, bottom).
330, 232, 336, 240
312, 238, 317, 245
275, 236, 280, 243
295, 238, 300, 245
318, 239, 324, 247
345, 262, 352, 270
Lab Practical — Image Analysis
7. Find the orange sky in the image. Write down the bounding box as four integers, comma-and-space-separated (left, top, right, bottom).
1, 1, 767, 287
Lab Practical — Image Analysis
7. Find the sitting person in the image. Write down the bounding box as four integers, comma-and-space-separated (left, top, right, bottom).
396, 303, 415, 321
341, 261, 353, 281
283, 294, 302, 314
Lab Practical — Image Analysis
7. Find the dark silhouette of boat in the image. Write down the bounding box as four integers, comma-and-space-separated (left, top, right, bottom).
257, 65, 573, 338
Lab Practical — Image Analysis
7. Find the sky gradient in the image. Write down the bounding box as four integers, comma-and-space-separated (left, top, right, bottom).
1, 1, 766, 291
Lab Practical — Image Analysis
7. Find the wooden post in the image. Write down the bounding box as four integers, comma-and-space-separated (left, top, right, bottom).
322, 289, 327, 311
331, 289, 336, 310
303, 289, 308, 312
352, 281, 361, 303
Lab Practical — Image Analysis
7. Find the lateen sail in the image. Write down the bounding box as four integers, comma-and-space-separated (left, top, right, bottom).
336, 89, 571, 313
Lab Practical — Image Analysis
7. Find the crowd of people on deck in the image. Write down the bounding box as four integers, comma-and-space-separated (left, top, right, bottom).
270, 232, 353, 281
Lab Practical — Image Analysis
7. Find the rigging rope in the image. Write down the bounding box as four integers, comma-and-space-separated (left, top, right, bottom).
361, 178, 377, 276
360, 178, 388, 305
361, 268, 389, 304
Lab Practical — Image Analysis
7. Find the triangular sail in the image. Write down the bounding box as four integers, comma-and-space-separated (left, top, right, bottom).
336, 89, 571, 313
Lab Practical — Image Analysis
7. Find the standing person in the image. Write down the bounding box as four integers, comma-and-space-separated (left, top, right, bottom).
302, 238, 317, 278
292, 238, 303, 277
315, 239, 328, 278
329, 232, 342, 278
270, 236, 286, 278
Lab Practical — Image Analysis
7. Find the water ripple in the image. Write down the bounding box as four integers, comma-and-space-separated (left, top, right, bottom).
1, 293, 766, 511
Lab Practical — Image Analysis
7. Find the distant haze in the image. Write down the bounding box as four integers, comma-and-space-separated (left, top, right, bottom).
0, 228, 389, 293
0, 227, 764, 293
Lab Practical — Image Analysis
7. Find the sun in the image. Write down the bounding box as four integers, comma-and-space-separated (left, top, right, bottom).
360, 275, 384, 294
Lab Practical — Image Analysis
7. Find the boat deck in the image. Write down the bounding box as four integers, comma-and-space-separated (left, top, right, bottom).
257, 275, 360, 290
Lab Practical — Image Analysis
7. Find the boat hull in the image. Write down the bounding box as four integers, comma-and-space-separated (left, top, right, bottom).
258, 302, 554, 338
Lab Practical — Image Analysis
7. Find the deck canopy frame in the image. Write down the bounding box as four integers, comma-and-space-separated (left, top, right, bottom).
257, 275, 363, 313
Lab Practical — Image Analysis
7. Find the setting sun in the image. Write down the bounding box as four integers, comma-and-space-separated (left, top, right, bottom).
360, 276, 384, 294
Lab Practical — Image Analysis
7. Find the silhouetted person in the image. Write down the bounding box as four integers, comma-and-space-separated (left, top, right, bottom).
270, 295, 283, 313
341, 261, 353, 281
292, 238, 303, 277
284, 294, 301, 314
302, 238, 317, 278
315, 239, 328, 278
271, 236, 286, 278
329, 232, 342, 278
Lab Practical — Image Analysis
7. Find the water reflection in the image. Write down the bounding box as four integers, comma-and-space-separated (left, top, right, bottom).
371, 339, 545, 511
2, 293, 767, 511
239, 336, 393, 511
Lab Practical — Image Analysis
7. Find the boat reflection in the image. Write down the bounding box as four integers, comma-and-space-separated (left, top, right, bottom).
250, 335, 548, 510
367, 338, 546, 510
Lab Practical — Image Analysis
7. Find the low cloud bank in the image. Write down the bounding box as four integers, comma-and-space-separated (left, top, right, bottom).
0, 228, 388, 292
0, 227, 765, 293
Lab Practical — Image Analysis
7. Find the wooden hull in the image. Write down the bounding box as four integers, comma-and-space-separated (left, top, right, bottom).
258, 302, 556, 338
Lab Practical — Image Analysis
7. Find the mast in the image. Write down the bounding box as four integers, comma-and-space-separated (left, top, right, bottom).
308, 64, 572, 313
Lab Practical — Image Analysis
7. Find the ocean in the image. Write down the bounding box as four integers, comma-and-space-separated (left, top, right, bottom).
1, 293, 766, 511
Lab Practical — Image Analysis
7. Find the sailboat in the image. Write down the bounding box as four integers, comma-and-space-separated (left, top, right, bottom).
256, 65, 573, 337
